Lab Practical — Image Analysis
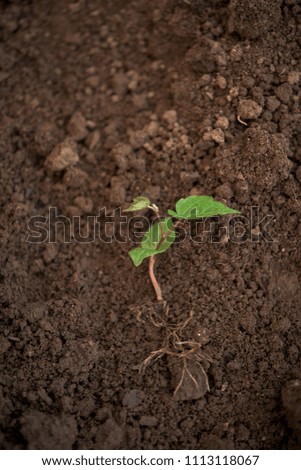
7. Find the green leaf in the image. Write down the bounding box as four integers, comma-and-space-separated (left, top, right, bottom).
129, 217, 176, 266
167, 209, 178, 218
124, 196, 151, 212
167, 196, 240, 220
129, 247, 157, 267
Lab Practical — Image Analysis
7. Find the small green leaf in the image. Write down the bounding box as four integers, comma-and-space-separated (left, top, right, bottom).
129, 217, 176, 266
124, 196, 151, 212
168, 196, 240, 220
167, 209, 178, 218
129, 247, 157, 267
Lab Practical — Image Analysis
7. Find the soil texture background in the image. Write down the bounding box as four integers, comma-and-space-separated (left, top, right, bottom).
1, 0, 301, 450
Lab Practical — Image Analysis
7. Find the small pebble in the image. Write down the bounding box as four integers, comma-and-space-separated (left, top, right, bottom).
230, 45, 242, 62
228, 86, 239, 99
67, 111, 88, 141
251, 226, 261, 237
85, 130, 100, 151
199, 74, 211, 86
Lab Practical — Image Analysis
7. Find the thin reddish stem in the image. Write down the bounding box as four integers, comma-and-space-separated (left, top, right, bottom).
149, 255, 163, 302
148, 219, 182, 302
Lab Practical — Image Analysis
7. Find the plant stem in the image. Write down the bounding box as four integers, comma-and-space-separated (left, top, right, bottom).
156, 219, 181, 250
149, 255, 163, 302
148, 219, 182, 302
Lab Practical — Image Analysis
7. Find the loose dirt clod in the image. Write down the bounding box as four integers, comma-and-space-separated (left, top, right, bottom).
45, 138, 79, 172
203, 128, 225, 144
237, 99, 263, 121
67, 111, 89, 141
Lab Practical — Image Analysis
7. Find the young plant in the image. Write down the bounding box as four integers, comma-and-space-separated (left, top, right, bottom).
125, 195, 239, 302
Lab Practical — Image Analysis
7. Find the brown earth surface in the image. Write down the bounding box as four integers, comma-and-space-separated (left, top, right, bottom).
1, 0, 301, 450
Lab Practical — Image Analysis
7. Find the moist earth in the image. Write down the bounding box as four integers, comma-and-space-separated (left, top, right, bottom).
1, 0, 301, 450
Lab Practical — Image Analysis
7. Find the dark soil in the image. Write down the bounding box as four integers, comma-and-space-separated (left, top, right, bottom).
1, 0, 301, 450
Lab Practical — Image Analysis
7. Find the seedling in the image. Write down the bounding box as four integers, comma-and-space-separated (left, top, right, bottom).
125, 195, 239, 302
125, 195, 239, 398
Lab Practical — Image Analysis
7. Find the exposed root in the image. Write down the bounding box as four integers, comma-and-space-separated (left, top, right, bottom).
237, 115, 248, 126
137, 308, 212, 398
138, 349, 166, 374
131, 301, 169, 326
